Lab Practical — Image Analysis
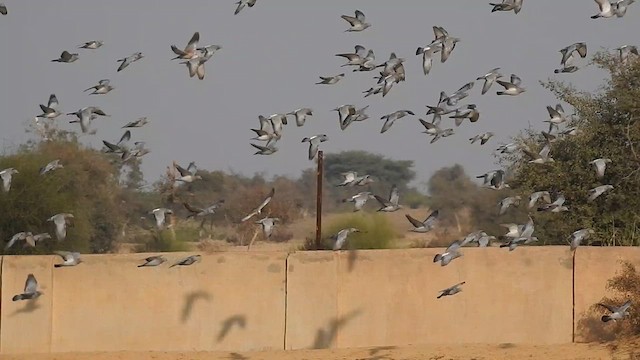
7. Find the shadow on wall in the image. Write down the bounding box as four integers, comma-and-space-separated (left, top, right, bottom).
181, 290, 212, 323
347, 250, 357, 273
217, 314, 247, 343
11, 298, 41, 316
312, 309, 363, 349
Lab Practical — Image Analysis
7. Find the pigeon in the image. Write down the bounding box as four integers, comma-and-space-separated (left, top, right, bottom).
12, 274, 43, 301
440, 82, 475, 107
489, 0, 523, 14
497, 143, 520, 154
51, 51, 79, 63
117, 52, 144, 72
332, 228, 361, 250
363, 85, 384, 98
150, 208, 173, 229
333, 104, 357, 128
591, 0, 635, 18
616, 45, 639, 63
449, 104, 480, 126
301, 134, 328, 160
171, 32, 200, 60
523, 143, 554, 164
241, 188, 275, 222
138, 255, 167, 267
122, 117, 149, 128
181, 45, 222, 80
5, 232, 35, 250
234, 0, 257, 15
0, 168, 18, 192
0, 3, 7, 15
469, 132, 494, 145
496, 74, 525, 95
79, 40, 104, 49
588, 185, 614, 202
416, 41, 442, 76
559, 43, 588, 67
84, 79, 114, 95
433, 240, 463, 266
538, 193, 569, 212
256, 217, 280, 239
544, 104, 567, 132
380, 110, 415, 133
47, 213, 74, 241
374, 184, 402, 212
590, 158, 612, 179
337, 172, 359, 187
498, 196, 521, 215
477, 233, 496, 247
343, 192, 375, 212
170, 255, 202, 268
501, 236, 538, 251
37, 94, 62, 119
528, 191, 551, 209
183, 200, 225, 219
419, 121, 455, 144
251, 143, 278, 155
569, 228, 595, 250
287, 108, 313, 127
477, 67, 504, 94
437, 281, 466, 299
341, 10, 370, 32
352, 49, 377, 72
335, 45, 368, 67
405, 209, 439, 233
39, 159, 63, 175
476, 169, 509, 190
316, 73, 344, 85
615, 0, 636, 17
175, 162, 202, 183
598, 300, 632, 322
500, 217, 536, 251
54, 251, 82, 267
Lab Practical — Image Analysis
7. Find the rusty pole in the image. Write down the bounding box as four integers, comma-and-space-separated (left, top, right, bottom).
315, 151, 324, 249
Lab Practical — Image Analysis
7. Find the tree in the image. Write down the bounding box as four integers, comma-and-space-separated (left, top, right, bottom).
500, 51, 640, 246
0, 140, 125, 254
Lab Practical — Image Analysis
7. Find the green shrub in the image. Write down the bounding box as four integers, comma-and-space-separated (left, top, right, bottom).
304, 212, 396, 250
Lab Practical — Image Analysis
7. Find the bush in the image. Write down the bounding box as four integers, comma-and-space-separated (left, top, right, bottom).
303, 212, 396, 250
577, 261, 640, 342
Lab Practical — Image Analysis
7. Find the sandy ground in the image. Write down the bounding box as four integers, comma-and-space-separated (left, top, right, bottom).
5, 342, 640, 360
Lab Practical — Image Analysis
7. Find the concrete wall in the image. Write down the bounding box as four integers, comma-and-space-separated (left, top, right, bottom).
573, 247, 640, 342
0, 247, 638, 353
285, 247, 574, 349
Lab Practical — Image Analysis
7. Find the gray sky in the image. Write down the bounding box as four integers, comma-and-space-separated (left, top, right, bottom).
0, 1, 638, 190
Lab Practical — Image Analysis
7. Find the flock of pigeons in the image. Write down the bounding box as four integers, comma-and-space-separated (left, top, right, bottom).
2, 0, 637, 323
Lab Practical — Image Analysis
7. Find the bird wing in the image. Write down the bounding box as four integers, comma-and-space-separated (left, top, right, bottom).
183, 202, 204, 214
341, 15, 359, 26
405, 214, 425, 228
256, 188, 275, 212
424, 209, 439, 225
597, 302, 617, 313
355, 10, 366, 21
48, 94, 59, 109
25, 274, 38, 294
175, 164, 191, 177
389, 185, 399, 206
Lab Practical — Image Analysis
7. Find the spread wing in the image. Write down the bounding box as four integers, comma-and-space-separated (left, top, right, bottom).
389, 185, 399, 206
405, 214, 424, 228
25, 274, 38, 293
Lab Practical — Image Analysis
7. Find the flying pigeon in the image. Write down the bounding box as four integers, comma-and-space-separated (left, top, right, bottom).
301, 134, 328, 160
122, 117, 149, 128
287, 108, 313, 127
84, 79, 114, 95
170, 255, 202, 267
498, 196, 521, 215
117, 52, 144, 72
138, 255, 167, 267
405, 209, 439, 232
489, 0, 523, 14
332, 228, 361, 250
343, 192, 375, 212
37, 94, 62, 119
171, 32, 200, 60
256, 217, 280, 239
569, 228, 595, 250
598, 300, 632, 322
437, 281, 466, 299
150, 208, 173, 230
316, 73, 345, 85
241, 188, 275, 222
590, 158, 612, 179
234, 0, 257, 15
496, 74, 525, 95
588, 185, 614, 202
54, 251, 82, 267
0, 168, 18, 192
374, 184, 402, 212
174, 162, 202, 183
433, 240, 463, 266
477, 67, 503, 94
380, 110, 415, 133
341, 10, 371, 32
79, 40, 104, 49
47, 213, 74, 241
5, 232, 34, 250
12, 274, 43, 301
52, 51, 79, 63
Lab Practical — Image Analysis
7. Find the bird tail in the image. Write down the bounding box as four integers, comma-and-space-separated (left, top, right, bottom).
54, 264, 64, 268
416, 47, 425, 55
12, 294, 24, 301
433, 254, 442, 263
137, 264, 146, 268
499, 244, 509, 248
437, 293, 444, 299
601, 315, 612, 322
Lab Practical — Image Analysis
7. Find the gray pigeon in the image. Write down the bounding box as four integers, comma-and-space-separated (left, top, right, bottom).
0, 3, 7, 15
13, 274, 43, 301
405, 209, 439, 233
341, 10, 370, 32
374, 184, 402, 212
234, 0, 257, 15
138, 255, 167, 267
598, 300, 631, 322
78, 40, 103, 49
47, 213, 74, 241
496, 74, 525, 96
256, 216, 280, 239
498, 196, 521, 215
150, 208, 173, 229
301, 134, 328, 160
287, 108, 313, 127
0, 167, 19, 192
54, 251, 82, 267
437, 281, 466, 299
588, 185, 614, 202
40, 159, 63, 175
343, 192, 375, 212
332, 228, 361, 250
590, 158, 612, 179
316, 73, 344, 85
52, 51, 79, 63
477, 67, 503, 94
117, 52, 144, 72
5, 232, 34, 250
570, 228, 595, 251
433, 240, 463, 266
490, 0, 523, 14
170, 255, 202, 268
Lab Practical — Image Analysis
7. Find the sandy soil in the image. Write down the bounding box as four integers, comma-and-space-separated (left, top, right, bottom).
5, 342, 639, 360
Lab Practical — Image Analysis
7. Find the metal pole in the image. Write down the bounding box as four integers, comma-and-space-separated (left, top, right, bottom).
315, 151, 324, 249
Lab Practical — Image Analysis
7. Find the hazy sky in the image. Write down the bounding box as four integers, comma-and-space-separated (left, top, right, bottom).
0, 1, 638, 189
